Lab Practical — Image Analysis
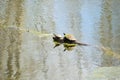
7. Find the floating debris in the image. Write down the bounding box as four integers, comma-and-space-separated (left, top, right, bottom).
101, 46, 120, 59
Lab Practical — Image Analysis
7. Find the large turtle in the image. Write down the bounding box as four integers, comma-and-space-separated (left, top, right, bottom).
63, 33, 76, 43
53, 33, 63, 48
63, 33, 88, 51
63, 33, 88, 45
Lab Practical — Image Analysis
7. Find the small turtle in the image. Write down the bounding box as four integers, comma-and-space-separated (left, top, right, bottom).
53, 33, 63, 48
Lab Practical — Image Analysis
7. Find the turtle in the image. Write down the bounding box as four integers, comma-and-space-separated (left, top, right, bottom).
63, 33, 88, 51
63, 33, 88, 45
63, 33, 76, 44
53, 33, 63, 48
63, 33, 77, 51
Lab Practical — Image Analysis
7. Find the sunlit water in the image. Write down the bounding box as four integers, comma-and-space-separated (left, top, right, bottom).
0, 0, 120, 80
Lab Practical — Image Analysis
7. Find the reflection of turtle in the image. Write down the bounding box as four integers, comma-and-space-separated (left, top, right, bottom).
63, 33, 88, 51
64, 46, 75, 51
53, 34, 63, 48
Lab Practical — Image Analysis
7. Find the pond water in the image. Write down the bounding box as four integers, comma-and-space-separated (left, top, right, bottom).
0, 0, 120, 80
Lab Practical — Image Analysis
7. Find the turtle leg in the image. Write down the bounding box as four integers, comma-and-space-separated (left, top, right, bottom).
53, 33, 57, 37
63, 48, 66, 51
53, 44, 60, 48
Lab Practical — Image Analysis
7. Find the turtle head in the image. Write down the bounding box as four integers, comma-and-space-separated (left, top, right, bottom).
63, 33, 66, 35
53, 33, 57, 37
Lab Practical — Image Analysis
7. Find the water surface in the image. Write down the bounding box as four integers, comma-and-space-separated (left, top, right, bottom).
0, 0, 120, 80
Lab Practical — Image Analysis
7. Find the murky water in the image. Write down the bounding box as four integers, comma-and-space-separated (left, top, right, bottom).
0, 0, 120, 80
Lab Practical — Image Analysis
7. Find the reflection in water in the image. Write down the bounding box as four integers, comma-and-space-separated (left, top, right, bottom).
99, 0, 113, 66
40, 37, 48, 80
0, 28, 6, 80
7, 43, 14, 80
14, 50, 21, 80
5, 0, 23, 80
6, 28, 21, 80
0, 52, 2, 80
76, 49, 82, 80
58, 52, 65, 80
5, 0, 24, 27
0, 0, 120, 80
0, 0, 23, 79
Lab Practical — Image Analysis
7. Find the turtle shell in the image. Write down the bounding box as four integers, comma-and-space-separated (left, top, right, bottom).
56, 34, 62, 38
64, 34, 76, 41
53, 34, 63, 44
53, 34, 62, 38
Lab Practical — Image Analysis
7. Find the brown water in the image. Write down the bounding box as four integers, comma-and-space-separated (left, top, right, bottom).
0, 0, 120, 80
